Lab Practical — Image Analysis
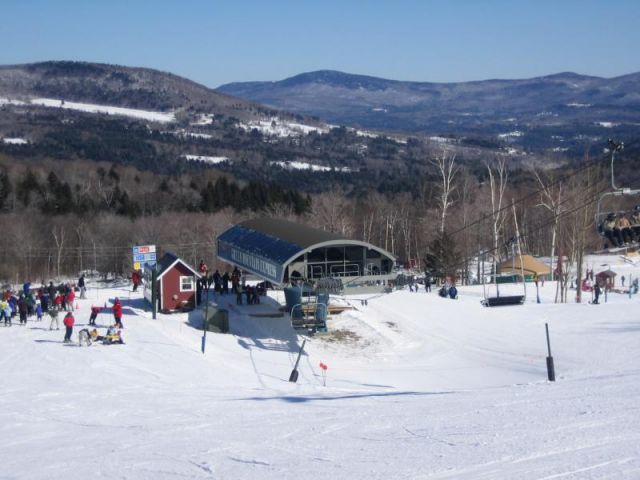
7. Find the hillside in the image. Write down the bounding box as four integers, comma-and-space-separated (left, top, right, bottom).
0, 61, 267, 116
1, 62, 534, 197
219, 70, 640, 151
1, 254, 639, 479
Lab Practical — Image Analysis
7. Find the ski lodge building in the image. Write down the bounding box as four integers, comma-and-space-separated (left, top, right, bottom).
216, 218, 396, 287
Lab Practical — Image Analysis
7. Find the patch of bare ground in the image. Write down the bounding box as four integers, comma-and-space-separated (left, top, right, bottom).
319, 329, 362, 345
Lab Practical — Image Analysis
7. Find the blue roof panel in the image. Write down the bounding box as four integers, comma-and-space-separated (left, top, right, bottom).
217, 224, 303, 264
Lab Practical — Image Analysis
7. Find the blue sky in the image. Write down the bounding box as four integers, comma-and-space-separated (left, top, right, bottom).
2, 0, 639, 87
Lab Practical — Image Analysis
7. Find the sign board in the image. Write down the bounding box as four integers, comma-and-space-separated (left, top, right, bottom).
217, 240, 282, 284
132, 245, 157, 270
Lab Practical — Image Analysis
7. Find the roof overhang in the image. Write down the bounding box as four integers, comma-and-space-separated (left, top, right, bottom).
217, 222, 396, 285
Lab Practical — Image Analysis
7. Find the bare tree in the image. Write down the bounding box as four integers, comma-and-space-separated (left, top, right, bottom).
430, 151, 459, 234
533, 169, 563, 299
485, 158, 509, 288
51, 223, 65, 279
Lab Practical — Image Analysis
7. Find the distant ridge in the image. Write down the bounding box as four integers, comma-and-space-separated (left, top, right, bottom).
218, 69, 640, 133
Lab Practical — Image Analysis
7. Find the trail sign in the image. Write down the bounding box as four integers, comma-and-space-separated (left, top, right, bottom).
132, 245, 157, 269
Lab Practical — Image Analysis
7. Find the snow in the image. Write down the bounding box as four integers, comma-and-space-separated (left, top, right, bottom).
191, 114, 215, 126
498, 130, 523, 138
0, 97, 27, 106
355, 129, 378, 138
183, 154, 229, 164
174, 131, 214, 139
2, 137, 28, 144
29, 98, 176, 123
2, 253, 640, 478
429, 136, 453, 143
271, 161, 352, 172
239, 118, 328, 137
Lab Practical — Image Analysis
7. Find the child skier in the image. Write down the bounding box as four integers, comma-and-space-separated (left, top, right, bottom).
63, 312, 75, 343
89, 306, 101, 326
112, 298, 123, 329
35, 300, 43, 322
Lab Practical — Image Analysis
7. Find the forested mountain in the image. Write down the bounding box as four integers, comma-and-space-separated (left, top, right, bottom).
219, 70, 640, 151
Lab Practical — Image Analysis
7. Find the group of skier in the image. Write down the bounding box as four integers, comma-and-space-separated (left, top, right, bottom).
196, 261, 265, 306
600, 206, 640, 248
1, 280, 80, 327
1, 274, 125, 345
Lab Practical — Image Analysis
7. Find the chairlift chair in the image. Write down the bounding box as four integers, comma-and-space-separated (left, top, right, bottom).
595, 140, 640, 250
481, 241, 526, 307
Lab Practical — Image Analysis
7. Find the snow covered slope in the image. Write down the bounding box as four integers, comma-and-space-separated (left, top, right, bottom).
1, 257, 640, 479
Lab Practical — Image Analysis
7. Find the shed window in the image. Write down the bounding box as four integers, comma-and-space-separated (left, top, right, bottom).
180, 276, 195, 292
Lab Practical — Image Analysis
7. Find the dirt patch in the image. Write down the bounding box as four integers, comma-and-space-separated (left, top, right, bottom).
320, 329, 362, 345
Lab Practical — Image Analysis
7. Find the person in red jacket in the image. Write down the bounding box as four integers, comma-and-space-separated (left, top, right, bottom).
63, 312, 75, 343
54, 293, 64, 309
131, 270, 141, 292
66, 289, 76, 312
112, 298, 123, 328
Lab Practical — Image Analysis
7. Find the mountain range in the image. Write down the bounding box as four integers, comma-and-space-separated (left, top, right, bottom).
219, 70, 640, 143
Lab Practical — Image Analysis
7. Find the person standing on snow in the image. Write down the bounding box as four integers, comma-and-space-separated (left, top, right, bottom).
78, 274, 87, 299
66, 288, 75, 312
593, 283, 602, 304
112, 298, 123, 329
131, 270, 141, 292
63, 312, 75, 343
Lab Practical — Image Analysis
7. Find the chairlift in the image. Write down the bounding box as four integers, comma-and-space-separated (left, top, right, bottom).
595, 139, 640, 249
481, 237, 526, 307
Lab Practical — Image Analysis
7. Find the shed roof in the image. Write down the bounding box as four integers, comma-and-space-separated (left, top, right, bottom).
596, 269, 617, 278
156, 252, 200, 280
497, 255, 552, 275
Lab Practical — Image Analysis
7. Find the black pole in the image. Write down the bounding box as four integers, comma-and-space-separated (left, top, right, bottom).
289, 339, 307, 383
545, 322, 556, 382
201, 287, 210, 354
151, 268, 158, 320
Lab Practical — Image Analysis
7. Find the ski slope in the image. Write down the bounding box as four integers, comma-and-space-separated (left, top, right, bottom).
1, 256, 640, 479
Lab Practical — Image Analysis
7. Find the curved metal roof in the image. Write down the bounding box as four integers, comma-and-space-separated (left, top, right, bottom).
217, 218, 395, 284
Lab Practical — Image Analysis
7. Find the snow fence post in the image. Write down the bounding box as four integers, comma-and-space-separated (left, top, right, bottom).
545, 322, 556, 382
289, 339, 306, 383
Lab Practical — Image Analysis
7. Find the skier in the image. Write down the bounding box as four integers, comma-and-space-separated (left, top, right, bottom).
424, 276, 432, 292
88, 306, 101, 326
221, 271, 229, 294
49, 307, 60, 330
0, 299, 9, 326
593, 283, 601, 304
131, 270, 141, 292
212, 269, 221, 293
35, 300, 43, 322
231, 267, 241, 293
602, 213, 621, 247
66, 288, 76, 312
78, 274, 87, 299
198, 260, 208, 278
63, 312, 75, 343
112, 298, 123, 329
18, 296, 28, 325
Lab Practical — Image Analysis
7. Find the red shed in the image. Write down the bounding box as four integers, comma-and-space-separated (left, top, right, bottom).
156, 252, 201, 312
